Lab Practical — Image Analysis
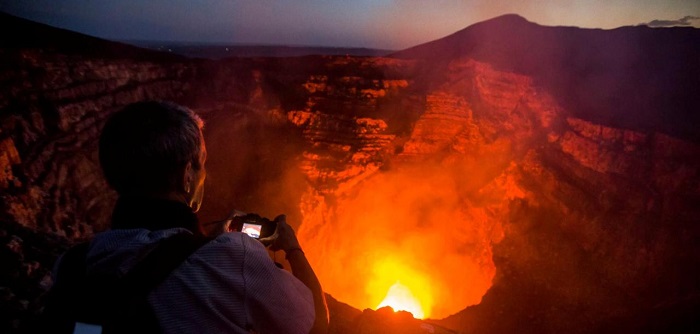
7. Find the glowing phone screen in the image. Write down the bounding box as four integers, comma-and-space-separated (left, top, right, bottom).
242, 223, 262, 238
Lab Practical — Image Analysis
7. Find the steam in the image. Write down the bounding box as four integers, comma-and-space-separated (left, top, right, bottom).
641, 15, 700, 27
198, 105, 307, 228
298, 160, 502, 319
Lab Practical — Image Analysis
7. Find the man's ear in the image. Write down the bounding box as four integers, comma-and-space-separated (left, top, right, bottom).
183, 161, 193, 193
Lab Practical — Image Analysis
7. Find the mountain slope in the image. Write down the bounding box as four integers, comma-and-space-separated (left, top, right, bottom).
392, 14, 700, 143
0, 12, 183, 62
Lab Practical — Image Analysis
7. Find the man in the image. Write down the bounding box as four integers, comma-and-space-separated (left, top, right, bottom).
50, 101, 328, 333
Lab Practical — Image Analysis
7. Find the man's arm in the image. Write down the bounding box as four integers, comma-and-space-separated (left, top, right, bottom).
272, 216, 329, 334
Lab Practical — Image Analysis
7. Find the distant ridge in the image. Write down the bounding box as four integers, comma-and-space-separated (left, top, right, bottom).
392, 14, 700, 142
125, 41, 395, 59
392, 14, 536, 61
0, 12, 183, 61
3, 11, 699, 141
0, 11, 391, 60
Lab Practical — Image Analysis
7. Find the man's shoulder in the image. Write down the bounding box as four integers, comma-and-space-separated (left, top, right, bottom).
192, 232, 269, 260
89, 228, 187, 259
86, 228, 194, 276
92, 228, 189, 247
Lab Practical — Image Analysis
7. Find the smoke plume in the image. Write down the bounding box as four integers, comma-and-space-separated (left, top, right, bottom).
642, 15, 700, 27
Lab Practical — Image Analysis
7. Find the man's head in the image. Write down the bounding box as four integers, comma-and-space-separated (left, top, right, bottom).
99, 101, 207, 211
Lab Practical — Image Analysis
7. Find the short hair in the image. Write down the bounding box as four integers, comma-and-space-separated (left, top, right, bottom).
99, 101, 204, 195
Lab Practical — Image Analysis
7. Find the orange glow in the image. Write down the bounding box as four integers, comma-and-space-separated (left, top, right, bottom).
298, 162, 504, 319
369, 259, 432, 318
376, 281, 426, 319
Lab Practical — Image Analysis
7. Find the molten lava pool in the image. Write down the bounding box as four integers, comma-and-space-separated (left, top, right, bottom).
377, 281, 426, 318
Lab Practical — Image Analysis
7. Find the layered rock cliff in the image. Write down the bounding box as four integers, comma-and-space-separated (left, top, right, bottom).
1, 52, 192, 237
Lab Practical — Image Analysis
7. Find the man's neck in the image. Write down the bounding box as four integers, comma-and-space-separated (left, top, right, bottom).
110, 196, 200, 234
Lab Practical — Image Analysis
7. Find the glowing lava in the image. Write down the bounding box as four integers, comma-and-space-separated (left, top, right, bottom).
297, 163, 499, 319
376, 281, 425, 319
367, 258, 433, 319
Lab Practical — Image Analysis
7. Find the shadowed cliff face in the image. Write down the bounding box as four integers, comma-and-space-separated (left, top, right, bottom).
0, 52, 193, 237
1, 14, 700, 334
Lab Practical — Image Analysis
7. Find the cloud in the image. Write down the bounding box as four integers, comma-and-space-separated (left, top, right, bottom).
642, 15, 700, 27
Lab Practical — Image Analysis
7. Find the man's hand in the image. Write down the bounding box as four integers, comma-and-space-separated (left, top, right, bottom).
202, 209, 247, 237
264, 215, 302, 255
261, 214, 329, 333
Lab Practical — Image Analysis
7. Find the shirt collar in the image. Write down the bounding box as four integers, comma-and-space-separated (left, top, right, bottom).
110, 196, 201, 234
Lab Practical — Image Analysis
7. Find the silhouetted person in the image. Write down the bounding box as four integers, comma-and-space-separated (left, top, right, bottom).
46, 101, 328, 333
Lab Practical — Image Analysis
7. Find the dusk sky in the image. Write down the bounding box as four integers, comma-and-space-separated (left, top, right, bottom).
1, 0, 699, 49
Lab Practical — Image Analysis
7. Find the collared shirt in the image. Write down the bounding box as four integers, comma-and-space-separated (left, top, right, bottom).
83, 198, 315, 333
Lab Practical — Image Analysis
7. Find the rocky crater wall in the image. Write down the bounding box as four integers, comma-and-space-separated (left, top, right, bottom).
0, 46, 698, 333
